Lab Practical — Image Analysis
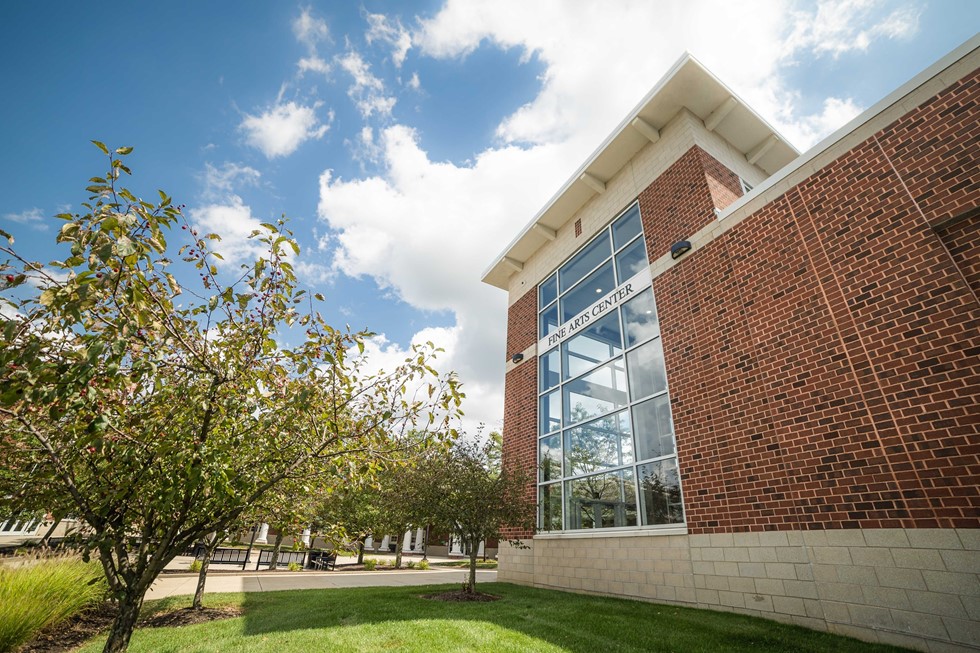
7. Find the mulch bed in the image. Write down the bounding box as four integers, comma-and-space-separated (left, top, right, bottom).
19, 603, 243, 653
421, 590, 501, 602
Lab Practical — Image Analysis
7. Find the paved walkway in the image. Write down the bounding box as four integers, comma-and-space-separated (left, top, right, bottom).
148, 558, 496, 600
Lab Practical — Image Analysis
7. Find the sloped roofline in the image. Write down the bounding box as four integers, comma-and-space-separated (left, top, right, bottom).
481, 52, 798, 289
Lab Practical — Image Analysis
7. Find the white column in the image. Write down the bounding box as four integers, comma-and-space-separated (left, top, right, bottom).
301, 527, 311, 547
255, 523, 269, 544
379, 535, 390, 551
413, 528, 425, 552
450, 536, 464, 556
477, 540, 485, 557
403, 530, 413, 551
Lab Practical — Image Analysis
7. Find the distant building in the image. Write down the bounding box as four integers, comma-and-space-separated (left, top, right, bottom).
483, 36, 979, 653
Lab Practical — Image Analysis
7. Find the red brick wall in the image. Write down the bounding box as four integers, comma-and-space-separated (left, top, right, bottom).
874, 69, 980, 227
502, 286, 539, 538
700, 147, 744, 210
500, 70, 979, 537
660, 69, 980, 533
638, 146, 718, 261
506, 287, 538, 358
937, 209, 980, 298
501, 355, 537, 539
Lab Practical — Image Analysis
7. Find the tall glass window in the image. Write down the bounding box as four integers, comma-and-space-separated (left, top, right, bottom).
536, 202, 684, 532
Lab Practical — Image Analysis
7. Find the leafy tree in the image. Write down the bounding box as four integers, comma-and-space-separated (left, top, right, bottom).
0, 144, 463, 652
432, 437, 535, 594
312, 482, 384, 564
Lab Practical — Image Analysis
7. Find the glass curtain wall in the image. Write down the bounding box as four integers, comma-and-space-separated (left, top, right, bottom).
537, 203, 684, 531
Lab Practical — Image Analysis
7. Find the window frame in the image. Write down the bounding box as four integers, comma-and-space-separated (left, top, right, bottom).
535, 202, 685, 534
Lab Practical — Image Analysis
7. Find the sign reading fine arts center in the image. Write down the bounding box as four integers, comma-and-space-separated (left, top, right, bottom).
537, 268, 652, 352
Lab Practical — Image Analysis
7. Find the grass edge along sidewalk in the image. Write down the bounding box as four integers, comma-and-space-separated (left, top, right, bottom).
75, 582, 913, 653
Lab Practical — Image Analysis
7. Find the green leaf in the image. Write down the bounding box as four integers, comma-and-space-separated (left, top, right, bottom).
115, 146, 134, 155
92, 140, 109, 155
0, 228, 12, 244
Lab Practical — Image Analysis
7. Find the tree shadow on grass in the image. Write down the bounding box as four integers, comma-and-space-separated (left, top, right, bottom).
233, 583, 912, 653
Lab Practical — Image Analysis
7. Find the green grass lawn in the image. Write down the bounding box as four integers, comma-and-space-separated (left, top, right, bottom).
77, 583, 910, 653
433, 559, 498, 569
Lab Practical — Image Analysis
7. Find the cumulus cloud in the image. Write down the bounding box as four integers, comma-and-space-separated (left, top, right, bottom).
316, 0, 926, 429
365, 12, 413, 67
201, 162, 261, 200
240, 100, 330, 158
293, 7, 329, 49
3, 208, 48, 231
297, 55, 331, 77
337, 49, 397, 118
188, 196, 266, 267
784, 0, 920, 59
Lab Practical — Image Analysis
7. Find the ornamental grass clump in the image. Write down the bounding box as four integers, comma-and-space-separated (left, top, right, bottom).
0, 556, 106, 651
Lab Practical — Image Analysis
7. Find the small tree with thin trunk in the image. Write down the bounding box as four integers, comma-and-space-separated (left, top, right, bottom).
0, 144, 463, 652
433, 435, 535, 594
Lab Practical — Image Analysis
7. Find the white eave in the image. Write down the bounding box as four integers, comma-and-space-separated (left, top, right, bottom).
481, 52, 799, 290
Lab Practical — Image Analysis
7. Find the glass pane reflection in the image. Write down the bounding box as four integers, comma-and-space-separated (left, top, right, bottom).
539, 434, 561, 482
564, 411, 633, 476
638, 459, 684, 525
621, 288, 659, 346
632, 394, 675, 461
540, 347, 560, 392
560, 261, 615, 324
562, 311, 622, 380
565, 469, 637, 529
539, 390, 560, 435
539, 484, 562, 531
563, 358, 627, 425
626, 338, 666, 401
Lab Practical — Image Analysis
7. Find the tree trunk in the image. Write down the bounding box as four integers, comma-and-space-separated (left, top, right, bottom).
467, 539, 478, 594
102, 591, 144, 653
394, 535, 403, 569
193, 533, 222, 609
356, 538, 365, 564
267, 530, 285, 570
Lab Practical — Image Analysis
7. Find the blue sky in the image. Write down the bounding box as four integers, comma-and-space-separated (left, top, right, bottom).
1, 1, 978, 430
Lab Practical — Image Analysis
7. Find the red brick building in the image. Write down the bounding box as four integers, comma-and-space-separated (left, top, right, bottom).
482, 37, 979, 652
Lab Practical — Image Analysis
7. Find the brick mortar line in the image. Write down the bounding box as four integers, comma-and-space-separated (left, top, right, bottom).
786, 187, 917, 528
719, 218, 808, 532
871, 132, 980, 308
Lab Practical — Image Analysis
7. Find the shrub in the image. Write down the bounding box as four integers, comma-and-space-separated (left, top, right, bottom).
363, 558, 377, 571
189, 559, 203, 573
417, 559, 430, 570
287, 562, 302, 572
406, 561, 416, 569
0, 556, 106, 651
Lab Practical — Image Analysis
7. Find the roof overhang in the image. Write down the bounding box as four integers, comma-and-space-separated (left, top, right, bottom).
481, 53, 799, 290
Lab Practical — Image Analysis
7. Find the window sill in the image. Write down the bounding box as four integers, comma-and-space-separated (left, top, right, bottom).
534, 525, 687, 540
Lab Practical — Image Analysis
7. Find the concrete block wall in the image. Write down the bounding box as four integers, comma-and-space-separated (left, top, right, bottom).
500, 530, 980, 652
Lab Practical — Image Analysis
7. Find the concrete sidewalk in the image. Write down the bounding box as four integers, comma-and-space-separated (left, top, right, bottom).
147, 566, 497, 600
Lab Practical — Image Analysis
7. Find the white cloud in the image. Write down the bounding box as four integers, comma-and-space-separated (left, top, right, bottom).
406, 72, 421, 91
337, 49, 397, 118
297, 55, 331, 77
188, 196, 266, 267
784, 0, 920, 59
240, 101, 329, 158
316, 0, 926, 429
294, 260, 335, 284
365, 12, 413, 67
201, 162, 261, 200
293, 7, 329, 49
3, 208, 48, 231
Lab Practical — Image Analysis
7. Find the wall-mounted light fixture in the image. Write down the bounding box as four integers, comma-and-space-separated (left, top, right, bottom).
511, 352, 524, 364
670, 240, 692, 260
